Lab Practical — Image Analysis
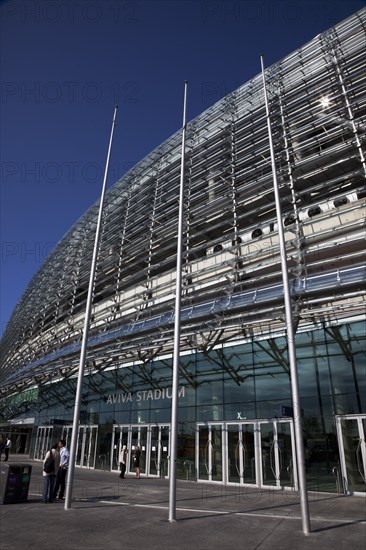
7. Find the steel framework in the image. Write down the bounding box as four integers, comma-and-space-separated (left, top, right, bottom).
1, 10, 365, 413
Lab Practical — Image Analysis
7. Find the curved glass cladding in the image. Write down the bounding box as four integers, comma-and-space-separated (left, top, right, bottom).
1, 9, 366, 400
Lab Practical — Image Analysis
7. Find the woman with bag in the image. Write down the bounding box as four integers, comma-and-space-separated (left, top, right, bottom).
42, 443, 60, 503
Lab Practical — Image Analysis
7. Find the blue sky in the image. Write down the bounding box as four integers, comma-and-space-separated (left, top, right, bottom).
1, 0, 365, 334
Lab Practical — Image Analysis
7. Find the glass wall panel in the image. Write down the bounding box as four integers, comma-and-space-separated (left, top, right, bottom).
296, 331, 331, 398
224, 401, 256, 422
196, 353, 223, 413
196, 356, 223, 422
179, 354, 197, 410
255, 400, 286, 420
222, 345, 255, 404
252, 338, 291, 406
197, 403, 223, 422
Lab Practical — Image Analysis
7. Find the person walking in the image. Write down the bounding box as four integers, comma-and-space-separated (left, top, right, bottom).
42, 442, 60, 503
52, 439, 69, 500
133, 445, 141, 479
4, 436, 12, 461
119, 445, 128, 478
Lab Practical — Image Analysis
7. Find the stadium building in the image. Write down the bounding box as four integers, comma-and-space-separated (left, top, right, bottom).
1, 9, 365, 495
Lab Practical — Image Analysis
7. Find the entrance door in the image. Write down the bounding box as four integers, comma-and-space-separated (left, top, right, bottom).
75, 425, 98, 468
150, 425, 170, 478
112, 425, 129, 472
227, 423, 256, 484
197, 423, 224, 482
111, 424, 171, 477
227, 420, 296, 489
336, 414, 366, 495
130, 425, 148, 476
259, 419, 296, 489
34, 426, 54, 460
198, 419, 297, 488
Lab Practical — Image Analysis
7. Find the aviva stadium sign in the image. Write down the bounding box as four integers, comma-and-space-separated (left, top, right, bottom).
106, 386, 186, 404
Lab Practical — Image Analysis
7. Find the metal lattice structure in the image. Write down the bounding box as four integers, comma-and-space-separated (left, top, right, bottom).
1, 9, 365, 410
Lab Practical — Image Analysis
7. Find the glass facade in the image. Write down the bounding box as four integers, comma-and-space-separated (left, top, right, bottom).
4, 320, 363, 493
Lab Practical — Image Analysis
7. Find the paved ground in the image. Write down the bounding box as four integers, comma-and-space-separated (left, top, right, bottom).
0, 458, 365, 550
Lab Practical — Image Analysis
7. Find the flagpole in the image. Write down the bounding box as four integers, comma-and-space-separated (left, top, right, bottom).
65, 105, 118, 510
260, 56, 310, 535
169, 81, 188, 522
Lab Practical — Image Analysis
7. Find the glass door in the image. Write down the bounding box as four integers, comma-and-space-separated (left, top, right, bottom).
111, 425, 129, 472
150, 425, 170, 478
112, 424, 171, 478
86, 426, 98, 468
75, 425, 98, 468
34, 426, 54, 460
336, 414, 366, 495
227, 423, 256, 484
204, 419, 297, 488
197, 423, 224, 482
130, 425, 148, 476
62, 426, 72, 450
259, 419, 296, 489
